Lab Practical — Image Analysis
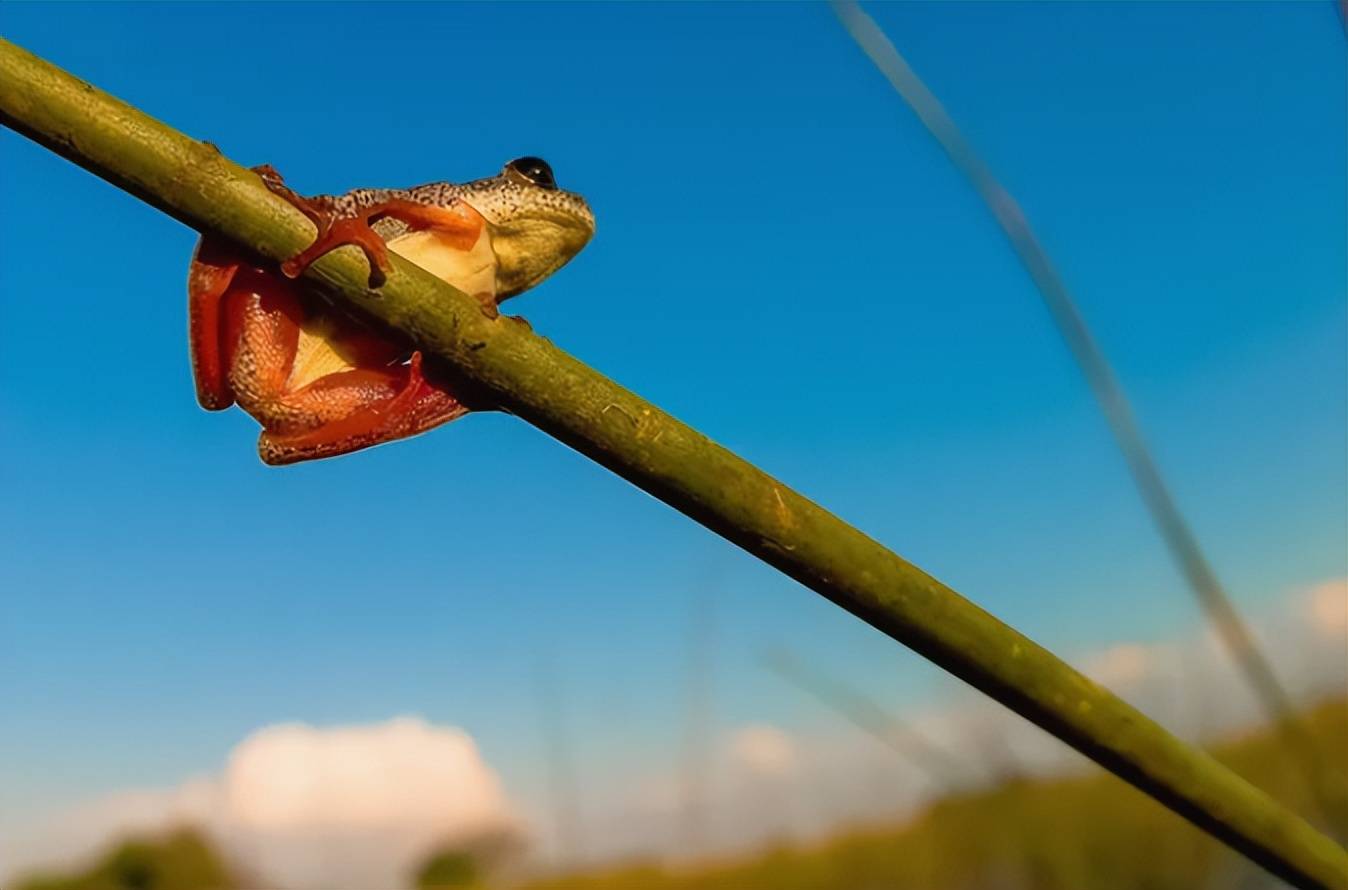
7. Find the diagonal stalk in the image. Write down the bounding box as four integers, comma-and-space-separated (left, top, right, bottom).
0, 38, 1344, 890
831, 0, 1348, 833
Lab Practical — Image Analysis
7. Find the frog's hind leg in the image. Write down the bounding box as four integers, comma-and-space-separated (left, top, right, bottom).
209, 272, 470, 464
257, 352, 470, 466
189, 237, 309, 413
188, 237, 248, 410
191, 234, 471, 465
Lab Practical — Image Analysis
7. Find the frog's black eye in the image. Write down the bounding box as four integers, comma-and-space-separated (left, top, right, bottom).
508, 156, 557, 189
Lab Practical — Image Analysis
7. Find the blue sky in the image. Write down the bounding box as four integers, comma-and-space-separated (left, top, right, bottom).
1, 0, 1344, 852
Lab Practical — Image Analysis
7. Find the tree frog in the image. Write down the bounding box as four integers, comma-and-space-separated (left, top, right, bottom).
188, 157, 595, 465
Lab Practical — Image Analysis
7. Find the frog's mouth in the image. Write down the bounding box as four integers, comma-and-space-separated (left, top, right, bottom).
489, 206, 596, 299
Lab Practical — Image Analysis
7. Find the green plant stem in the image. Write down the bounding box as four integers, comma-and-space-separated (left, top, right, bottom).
832, 0, 1348, 833
1, 38, 1344, 890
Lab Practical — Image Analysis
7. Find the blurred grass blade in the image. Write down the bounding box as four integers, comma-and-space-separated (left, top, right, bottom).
1, 37, 1345, 890
679, 590, 717, 854
830, 0, 1348, 831
534, 652, 586, 868
763, 648, 964, 787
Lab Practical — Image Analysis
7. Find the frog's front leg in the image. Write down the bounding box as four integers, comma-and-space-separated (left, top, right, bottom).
256, 166, 488, 297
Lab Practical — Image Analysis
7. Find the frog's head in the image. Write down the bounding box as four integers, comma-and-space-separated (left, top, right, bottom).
458, 157, 595, 299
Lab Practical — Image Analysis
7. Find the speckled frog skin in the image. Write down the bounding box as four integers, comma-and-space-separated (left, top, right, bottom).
188, 157, 595, 465
320, 157, 596, 301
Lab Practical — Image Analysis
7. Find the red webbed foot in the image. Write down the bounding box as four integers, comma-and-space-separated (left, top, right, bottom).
257, 351, 471, 465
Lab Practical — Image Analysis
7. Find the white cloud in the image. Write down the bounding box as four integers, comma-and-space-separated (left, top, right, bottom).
583, 577, 1348, 865
1306, 578, 1347, 637
1081, 642, 1154, 690
4, 717, 517, 890
6, 579, 1344, 881
952, 578, 1348, 774
727, 724, 798, 778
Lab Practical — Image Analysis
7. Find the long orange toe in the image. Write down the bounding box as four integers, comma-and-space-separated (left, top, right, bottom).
277, 216, 392, 287
253, 166, 391, 287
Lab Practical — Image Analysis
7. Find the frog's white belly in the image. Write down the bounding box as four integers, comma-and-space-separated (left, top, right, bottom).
387, 227, 498, 299
284, 227, 498, 391
287, 316, 358, 391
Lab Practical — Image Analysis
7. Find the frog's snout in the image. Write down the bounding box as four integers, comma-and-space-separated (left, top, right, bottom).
465, 157, 597, 297
571, 198, 597, 239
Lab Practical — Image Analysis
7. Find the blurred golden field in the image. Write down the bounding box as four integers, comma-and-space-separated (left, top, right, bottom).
18, 697, 1345, 890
